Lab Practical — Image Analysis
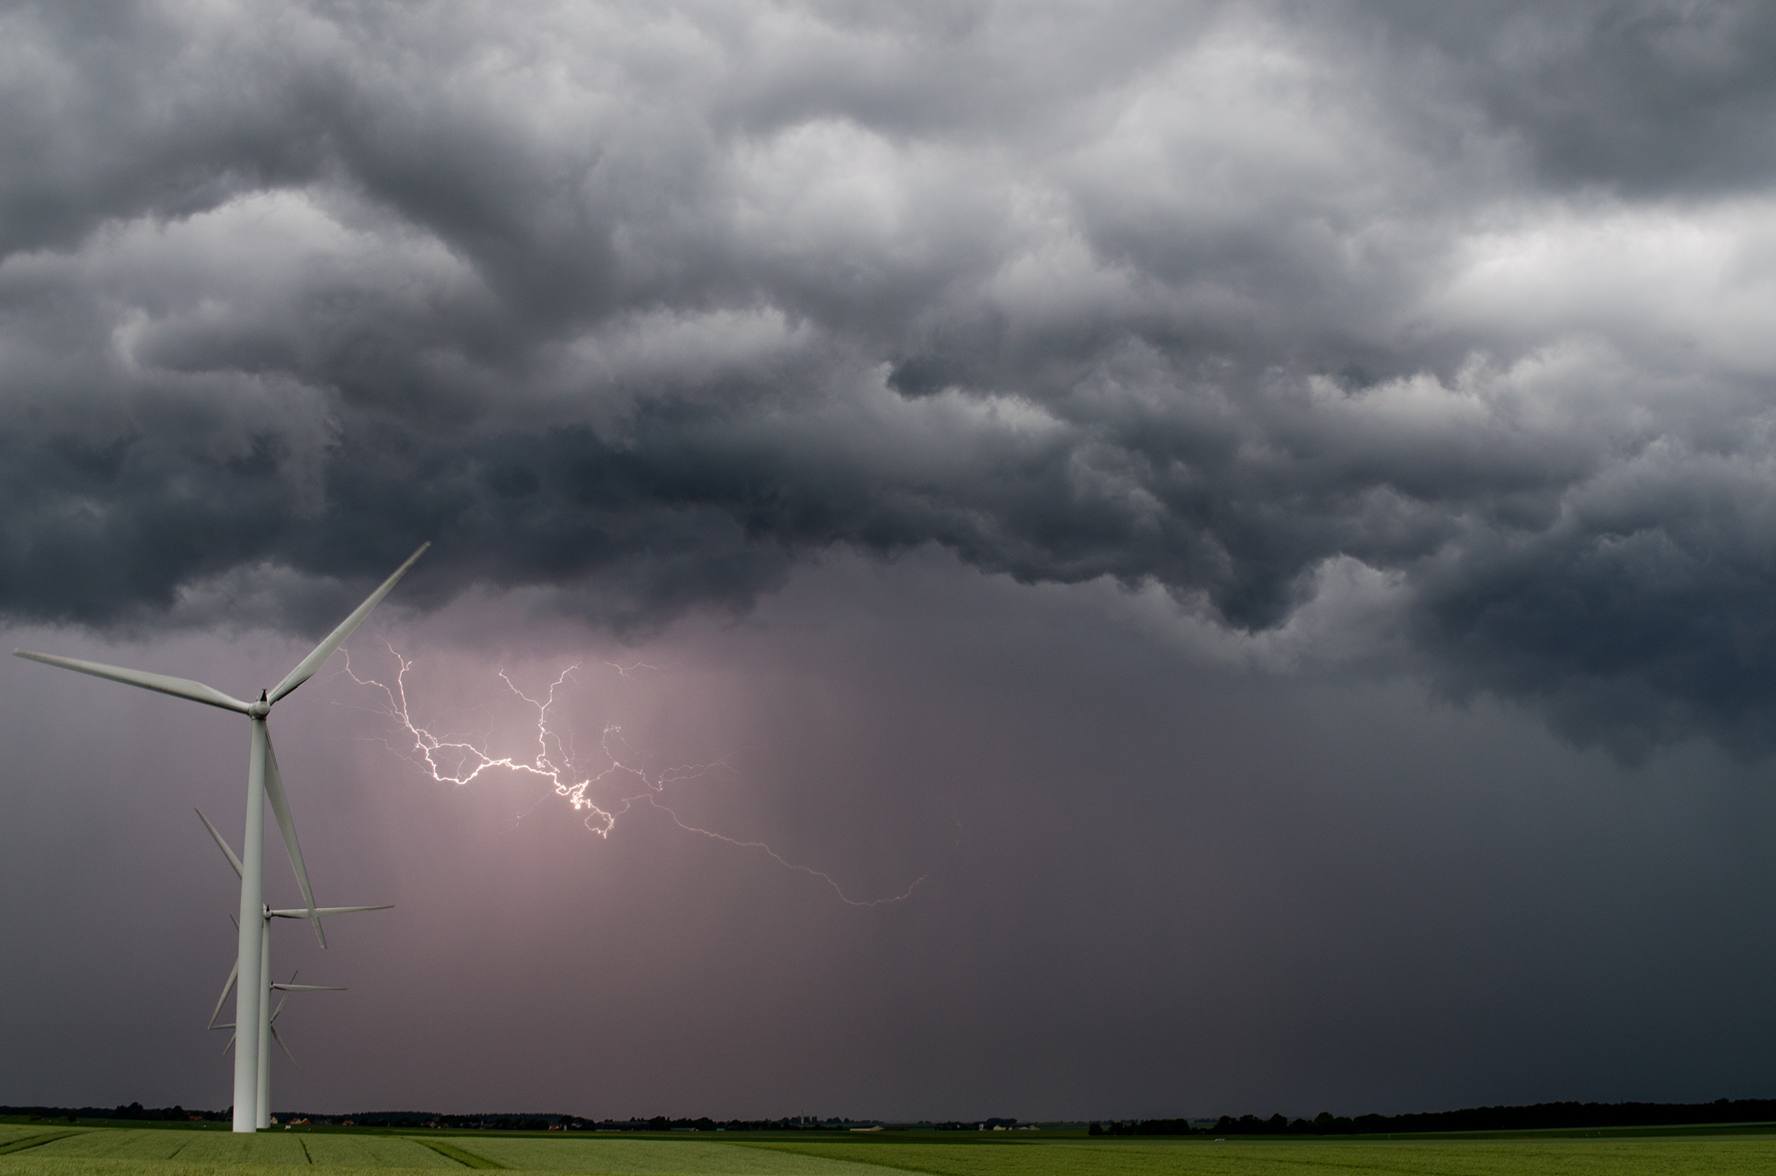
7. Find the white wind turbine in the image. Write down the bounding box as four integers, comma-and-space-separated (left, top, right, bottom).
14, 542, 427, 1132
197, 808, 391, 1128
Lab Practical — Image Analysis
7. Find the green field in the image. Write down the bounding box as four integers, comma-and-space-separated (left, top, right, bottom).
7, 1125, 1776, 1175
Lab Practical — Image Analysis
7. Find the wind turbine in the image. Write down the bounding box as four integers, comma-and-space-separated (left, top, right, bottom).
214, 968, 345, 1126
14, 542, 427, 1132
198, 808, 391, 1128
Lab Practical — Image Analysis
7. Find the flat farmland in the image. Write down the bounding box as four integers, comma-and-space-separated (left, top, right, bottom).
453, 1136, 889, 1173
5, 1126, 1776, 1175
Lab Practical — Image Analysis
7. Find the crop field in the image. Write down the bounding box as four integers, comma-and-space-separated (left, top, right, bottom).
5, 1126, 1776, 1175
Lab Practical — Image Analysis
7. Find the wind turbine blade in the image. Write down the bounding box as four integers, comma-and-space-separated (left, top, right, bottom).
271, 983, 347, 992
222, 1030, 236, 1054
261, 732, 324, 948
195, 808, 244, 878
13, 651, 251, 714
208, 961, 238, 1029
267, 543, 429, 705
270, 994, 290, 1023
268, 904, 393, 918
272, 1024, 299, 1069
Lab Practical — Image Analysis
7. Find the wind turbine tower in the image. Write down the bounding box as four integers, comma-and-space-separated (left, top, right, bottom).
15, 543, 427, 1131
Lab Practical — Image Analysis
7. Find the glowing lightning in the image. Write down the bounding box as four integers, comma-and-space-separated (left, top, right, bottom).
340, 646, 925, 907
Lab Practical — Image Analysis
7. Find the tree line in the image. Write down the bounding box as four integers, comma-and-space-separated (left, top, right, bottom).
1091, 1098, 1776, 1136
12, 1097, 1776, 1135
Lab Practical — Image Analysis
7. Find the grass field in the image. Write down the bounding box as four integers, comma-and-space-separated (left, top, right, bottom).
6, 1125, 1776, 1174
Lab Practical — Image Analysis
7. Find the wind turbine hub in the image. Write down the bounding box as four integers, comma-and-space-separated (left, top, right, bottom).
248, 694, 271, 718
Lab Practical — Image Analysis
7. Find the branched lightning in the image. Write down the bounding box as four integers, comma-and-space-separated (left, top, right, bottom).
340, 645, 924, 907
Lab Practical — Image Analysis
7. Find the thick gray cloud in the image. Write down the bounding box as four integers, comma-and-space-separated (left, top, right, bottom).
6, 0, 1776, 763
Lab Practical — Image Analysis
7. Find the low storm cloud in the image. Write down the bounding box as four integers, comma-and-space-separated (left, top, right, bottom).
9, 3, 1776, 759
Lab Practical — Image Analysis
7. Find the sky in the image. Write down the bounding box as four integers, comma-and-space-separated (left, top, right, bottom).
5, 0, 1776, 1122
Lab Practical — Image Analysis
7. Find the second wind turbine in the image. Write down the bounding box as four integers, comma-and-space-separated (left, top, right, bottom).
14, 542, 427, 1133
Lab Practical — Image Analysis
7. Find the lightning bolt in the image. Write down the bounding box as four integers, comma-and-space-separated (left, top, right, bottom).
340, 645, 925, 907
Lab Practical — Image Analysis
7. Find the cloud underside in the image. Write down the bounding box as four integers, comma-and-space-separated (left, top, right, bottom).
7, 0, 1776, 757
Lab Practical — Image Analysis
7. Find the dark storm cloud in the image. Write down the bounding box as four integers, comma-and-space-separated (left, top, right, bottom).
1377, 0, 1776, 195
6, 0, 1776, 754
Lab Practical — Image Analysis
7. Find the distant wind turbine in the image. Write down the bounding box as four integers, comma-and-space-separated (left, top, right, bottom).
15, 543, 427, 1132
215, 970, 344, 1096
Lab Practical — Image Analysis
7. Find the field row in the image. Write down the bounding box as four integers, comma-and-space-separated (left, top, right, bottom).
7, 1128, 1776, 1174
4, 1130, 450, 1168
